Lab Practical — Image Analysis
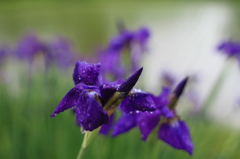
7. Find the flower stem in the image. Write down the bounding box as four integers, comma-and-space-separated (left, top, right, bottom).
200, 59, 233, 117
76, 146, 86, 159
76, 127, 101, 159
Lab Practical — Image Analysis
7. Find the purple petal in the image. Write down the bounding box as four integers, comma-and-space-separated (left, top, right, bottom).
217, 41, 240, 56
73, 61, 102, 86
151, 87, 170, 109
120, 30, 134, 44
159, 106, 174, 118
98, 50, 125, 79
134, 27, 150, 45
99, 113, 115, 135
117, 67, 143, 93
15, 33, 44, 63
119, 96, 133, 113
173, 77, 188, 98
49, 37, 76, 69
109, 36, 125, 51
112, 113, 137, 137
120, 92, 156, 113
108, 30, 134, 51
100, 82, 119, 106
158, 120, 194, 155
51, 84, 84, 118
160, 71, 176, 88
76, 90, 109, 131
130, 92, 156, 111
137, 110, 161, 141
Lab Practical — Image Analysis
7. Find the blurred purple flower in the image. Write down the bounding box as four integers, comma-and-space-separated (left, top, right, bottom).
217, 40, 240, 57
160, 71, 176, 88
98, 27, 150, 80
15, 33, 79, 70
15, 33, 46, 63
49, 37, 77, 69
97, 50, 125, 80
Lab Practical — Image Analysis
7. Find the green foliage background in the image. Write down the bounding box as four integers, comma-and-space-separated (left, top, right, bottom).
0, 1, 240, 159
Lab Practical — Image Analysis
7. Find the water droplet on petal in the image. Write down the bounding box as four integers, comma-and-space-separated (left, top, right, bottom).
81, 130, 86, 134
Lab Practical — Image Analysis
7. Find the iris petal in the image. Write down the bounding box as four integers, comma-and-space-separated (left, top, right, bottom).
73, 61, 102, 86
112, 113, 137, 137
117, 67, 143, 94
158, 120, 194, 155
51, 84, 84, 118
99, 113, 115, 135
76, 90, 109, 131
120, 92, 156, 113
137, 110, 161, 141
151, 87, 170, 109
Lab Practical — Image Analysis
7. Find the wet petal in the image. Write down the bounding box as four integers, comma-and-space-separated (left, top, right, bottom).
137, 110, 161, 141
158, 120, 194, 155
51, 84, 84, 118
99, 113, 115, 135
112, 113, 137, 137
76, 90, 109, 131
129, 92, 156, 111
73, 61, 102, 86
120, 92, 156, 113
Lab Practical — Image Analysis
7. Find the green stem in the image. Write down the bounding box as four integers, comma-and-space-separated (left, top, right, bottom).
76, 146, 86, 159
200, 59, 233, 117
76, 127, 101, 159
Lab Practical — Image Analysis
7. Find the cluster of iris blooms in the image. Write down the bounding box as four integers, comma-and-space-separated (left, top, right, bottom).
51, 27, 194, 155
0, 33, 77, 71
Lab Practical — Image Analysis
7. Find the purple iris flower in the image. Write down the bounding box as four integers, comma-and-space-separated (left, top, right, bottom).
112, 77, 194, 155
51, 61, 153, 131
217, 40, 240, 57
